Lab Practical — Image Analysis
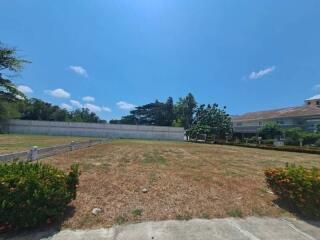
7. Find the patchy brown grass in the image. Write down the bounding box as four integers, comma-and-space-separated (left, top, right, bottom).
0, 134, 95, 154
42, 139, 320, 229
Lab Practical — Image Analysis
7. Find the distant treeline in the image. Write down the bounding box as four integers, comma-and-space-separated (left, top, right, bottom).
1, 98, 106, 123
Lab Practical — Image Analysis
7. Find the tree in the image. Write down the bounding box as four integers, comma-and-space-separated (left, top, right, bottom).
164, 97, 175, 126
19, 98, 69, 121
0, 42, 29, 119
17, 98, 106, 123
186, 103, 232, 139
259, 123, 283, 139
69, 108, 106, 123
175, 93, 197, 129
117, 97, 175, 126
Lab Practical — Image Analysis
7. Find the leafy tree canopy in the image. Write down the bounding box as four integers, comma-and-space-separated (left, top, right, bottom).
115, 97, 175, 126
186, 103, 232, 139
0, 42, 29, 120
174, 93, 197, 129
0, 42, 29, 103
259, 123, 283, 139
15, 98, 106, 123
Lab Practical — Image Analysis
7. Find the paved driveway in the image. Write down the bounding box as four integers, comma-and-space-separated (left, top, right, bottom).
2, 217, 320, 240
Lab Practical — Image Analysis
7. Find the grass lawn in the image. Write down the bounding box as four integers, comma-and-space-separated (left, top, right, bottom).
41, 139, 320, 229
0, 134, 94, 154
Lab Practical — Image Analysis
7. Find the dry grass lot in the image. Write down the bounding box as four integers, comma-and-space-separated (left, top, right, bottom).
0, 134, 94, 154
41, 139, 320, 229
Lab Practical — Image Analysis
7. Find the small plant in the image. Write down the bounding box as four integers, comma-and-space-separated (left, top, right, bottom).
0, 162, 80, 228
265, 164, 320, 218
131, 208, 143, 217
175, 213, 192, 220
201, 213, 210, 219
115, 215, 127, 225
227, 209, 243, 218
142, 152, 167, 165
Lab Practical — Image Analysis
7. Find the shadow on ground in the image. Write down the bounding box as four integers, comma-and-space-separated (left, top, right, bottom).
273, 198, 320, 228
0, 206, 75, 240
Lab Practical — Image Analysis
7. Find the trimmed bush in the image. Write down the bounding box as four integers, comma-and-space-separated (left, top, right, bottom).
222, 142, 320, 155
0, 162, 80, 228
265, 164, 320, 218
261, 139, 274, 145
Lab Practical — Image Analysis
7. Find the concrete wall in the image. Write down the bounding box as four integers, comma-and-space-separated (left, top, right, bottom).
1, 120, 185, 141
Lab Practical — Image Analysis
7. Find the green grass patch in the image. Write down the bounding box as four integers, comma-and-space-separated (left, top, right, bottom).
131, 208, 143, 217
227, 209, 243, 218
115, 215, 128, 225
176, 213, 192, 221
142, 152, 167, 165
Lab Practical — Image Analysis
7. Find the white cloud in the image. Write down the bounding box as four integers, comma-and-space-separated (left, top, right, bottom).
17, 85, 33, 94
82, 96, 95, 102
60, 103, 73, 111
70, 99, 83, 108
83, 103, 111, 113
45, 88, 71, 98
83, 103, 102, 113
249, 66, 276, 80
69, 65, 88, 77
102, 106, 111, 112
116, 101, 136, 110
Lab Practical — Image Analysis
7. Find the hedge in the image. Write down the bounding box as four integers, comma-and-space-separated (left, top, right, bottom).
222, 142, 320, 155
265, 164, 320, 218
0, 162, 80, 229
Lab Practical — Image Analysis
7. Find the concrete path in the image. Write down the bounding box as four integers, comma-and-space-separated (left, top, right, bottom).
2, 217, 320, 240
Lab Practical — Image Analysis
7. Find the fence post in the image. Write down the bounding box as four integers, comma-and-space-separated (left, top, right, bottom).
70, 141, 75, 151
28, 146, 38, 162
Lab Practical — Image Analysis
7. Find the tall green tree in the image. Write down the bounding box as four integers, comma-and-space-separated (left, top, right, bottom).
259, 123, 283, 139
0, 42, 29, 119
186, 104, 232, 139
164, 97, 175, 126
174, 93, 197, 129
117, 97, 175, 126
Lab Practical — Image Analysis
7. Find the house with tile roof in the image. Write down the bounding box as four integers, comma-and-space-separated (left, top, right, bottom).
232, 96, 320, 134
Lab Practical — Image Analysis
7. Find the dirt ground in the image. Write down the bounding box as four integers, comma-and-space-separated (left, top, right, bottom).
0, 134, 94, 154
42, 139, 320, 229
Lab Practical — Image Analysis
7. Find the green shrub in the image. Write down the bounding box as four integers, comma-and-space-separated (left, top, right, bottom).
265, 164, 320, 218
248, 136, 258, 144
0, 162, 80, 228
315, 139, 320, 147
259, 123, 283, 139
302, 133, 320, 145
283, 128, 303, 146
261, 139, 274, 145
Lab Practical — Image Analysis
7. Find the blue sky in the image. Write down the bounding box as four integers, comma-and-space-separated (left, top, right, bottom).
1, 0, 320, 120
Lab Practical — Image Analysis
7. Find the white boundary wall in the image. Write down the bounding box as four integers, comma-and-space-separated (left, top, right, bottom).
1, 120, 185, 141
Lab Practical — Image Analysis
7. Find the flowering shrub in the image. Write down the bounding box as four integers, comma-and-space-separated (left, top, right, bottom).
0, 162, 80, 228
265, 164, 320, 218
